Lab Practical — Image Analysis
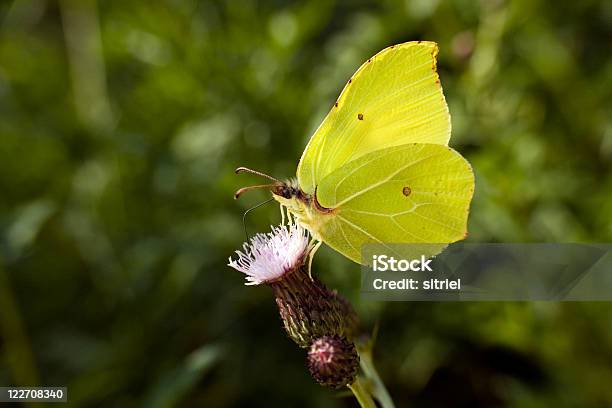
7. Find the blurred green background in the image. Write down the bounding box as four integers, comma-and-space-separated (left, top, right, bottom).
1, 0, 611, 406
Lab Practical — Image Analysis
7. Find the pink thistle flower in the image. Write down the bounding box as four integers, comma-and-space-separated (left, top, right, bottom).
228, 223, 310, 285
228, 222, 359, 349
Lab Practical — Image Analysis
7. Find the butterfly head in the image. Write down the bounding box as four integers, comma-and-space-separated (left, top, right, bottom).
234, 167, 310, 215
271, 178, 310, 215
271, 178, 304, 200
233, 167, 303, 199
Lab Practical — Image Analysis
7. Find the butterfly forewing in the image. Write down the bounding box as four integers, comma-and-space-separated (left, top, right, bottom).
297, 42, 451, 195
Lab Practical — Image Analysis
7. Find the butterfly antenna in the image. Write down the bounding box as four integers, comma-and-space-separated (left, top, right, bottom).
242, 198, 275, 240
234, 184, 277, 199
235, 167, 281, 183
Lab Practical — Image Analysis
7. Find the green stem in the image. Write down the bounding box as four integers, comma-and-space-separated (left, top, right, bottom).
358, 348, 396, 408
348, 376, 377, 408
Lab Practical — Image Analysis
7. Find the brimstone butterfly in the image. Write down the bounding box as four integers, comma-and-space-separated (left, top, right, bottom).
236, 41, 475, 265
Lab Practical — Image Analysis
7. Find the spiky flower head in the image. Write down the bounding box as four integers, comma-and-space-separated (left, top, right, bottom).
228, 222, 359, 348
228, 223, 309, 285
308, 335, 359, 389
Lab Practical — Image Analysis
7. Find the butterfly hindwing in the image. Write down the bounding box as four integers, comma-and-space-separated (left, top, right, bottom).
314, 144, 474, 264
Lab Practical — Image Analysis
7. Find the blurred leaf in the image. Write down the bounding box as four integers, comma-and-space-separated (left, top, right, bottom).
144, 344, 223, 408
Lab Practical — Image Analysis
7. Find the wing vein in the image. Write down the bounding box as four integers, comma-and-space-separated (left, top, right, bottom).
334, 150, 443, 207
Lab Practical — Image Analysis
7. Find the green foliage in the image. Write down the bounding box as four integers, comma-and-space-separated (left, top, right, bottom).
0, 0, 611, 406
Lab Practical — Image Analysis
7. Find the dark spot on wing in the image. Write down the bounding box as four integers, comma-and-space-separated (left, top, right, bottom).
357, 113, 364, 120
348, 79, 352, 84
402, 186, 412, 197
417, 40, 422, 44
334, 101, 338, 107
367, 58, 371, 63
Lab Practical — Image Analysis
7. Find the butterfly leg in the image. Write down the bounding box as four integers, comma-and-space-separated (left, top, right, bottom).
307, 240, 322, 280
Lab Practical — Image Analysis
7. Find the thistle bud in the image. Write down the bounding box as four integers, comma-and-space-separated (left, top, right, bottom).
308, 335, 359, 389
270, 265, 358, 347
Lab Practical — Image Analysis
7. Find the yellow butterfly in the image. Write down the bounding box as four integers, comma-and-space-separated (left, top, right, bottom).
236, 42, 474, 265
